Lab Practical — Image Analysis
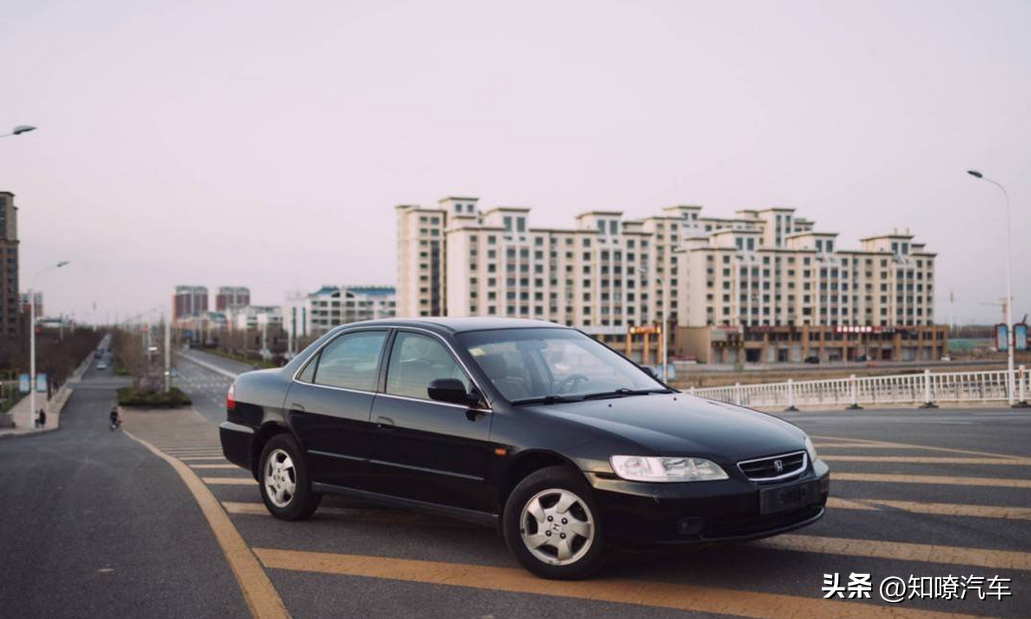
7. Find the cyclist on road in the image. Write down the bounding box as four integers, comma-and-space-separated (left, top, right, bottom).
109, 407, 120, 430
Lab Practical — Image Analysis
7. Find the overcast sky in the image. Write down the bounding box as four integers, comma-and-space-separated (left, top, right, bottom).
1, 0, 1028, 325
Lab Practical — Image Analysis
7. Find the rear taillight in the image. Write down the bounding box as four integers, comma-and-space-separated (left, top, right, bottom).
226, 383, 236, 412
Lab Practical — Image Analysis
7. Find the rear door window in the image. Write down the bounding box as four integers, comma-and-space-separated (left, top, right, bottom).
312, 330, 388, 391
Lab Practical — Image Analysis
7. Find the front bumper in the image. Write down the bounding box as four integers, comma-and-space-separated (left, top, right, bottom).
587, 458, 830, 549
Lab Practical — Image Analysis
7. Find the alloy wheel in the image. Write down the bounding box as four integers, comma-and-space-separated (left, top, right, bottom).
264, 448, 297, 508
519, 488, 595, 566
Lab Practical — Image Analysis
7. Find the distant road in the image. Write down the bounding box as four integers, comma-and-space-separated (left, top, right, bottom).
177, 348, 257, 378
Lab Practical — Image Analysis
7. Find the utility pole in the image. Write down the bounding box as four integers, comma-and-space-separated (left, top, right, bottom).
164, 311, 171, 393
968, 170, 1017, 405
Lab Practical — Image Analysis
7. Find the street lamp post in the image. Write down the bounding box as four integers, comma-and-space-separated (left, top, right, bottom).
0, 125, 37, 138
967, 170, 1016, 405
29, 261, 70, 425
639, 267, 669, 383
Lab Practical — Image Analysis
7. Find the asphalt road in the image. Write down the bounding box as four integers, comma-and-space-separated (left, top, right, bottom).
0, 362, 250, 619
3, 350, 1030, 619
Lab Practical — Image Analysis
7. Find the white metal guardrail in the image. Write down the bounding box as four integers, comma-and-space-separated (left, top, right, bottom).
689, 366, 1031, 410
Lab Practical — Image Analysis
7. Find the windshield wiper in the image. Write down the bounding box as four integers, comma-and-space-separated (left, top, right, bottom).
511, 394, 580, 406
581, 388, 675, 401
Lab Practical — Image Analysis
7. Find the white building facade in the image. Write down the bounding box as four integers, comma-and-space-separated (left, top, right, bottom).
284, 285, 397, 343
397, 198, 943, 362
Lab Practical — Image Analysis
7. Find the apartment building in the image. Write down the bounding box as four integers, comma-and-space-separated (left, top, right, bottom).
216, 286, 251, 312
674, 208, 944, 362
397, 198, 685, 344
0, 191, 19, 339
227, 305, 282, 331
172, 285, 208, 320
284, 285, 397, 341
396, 201, 457, 318
396, 198, 944, 363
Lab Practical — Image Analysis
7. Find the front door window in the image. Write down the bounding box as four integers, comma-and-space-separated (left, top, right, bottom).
385, 332, 470, 400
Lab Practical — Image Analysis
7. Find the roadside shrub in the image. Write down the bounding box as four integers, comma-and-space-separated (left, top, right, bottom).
117, 386, 193, 408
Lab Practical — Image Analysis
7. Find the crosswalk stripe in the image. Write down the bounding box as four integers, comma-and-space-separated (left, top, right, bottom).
190, 464, 238, 469
179, 456, 228, 462
253, 548, 991, 619
828, 497, 1031, 520
170, 454, 225, 458
203, 477, 258, 485
833, 472, 1031, 488
821, 455, 1031, 466
757, 534, 1031, 571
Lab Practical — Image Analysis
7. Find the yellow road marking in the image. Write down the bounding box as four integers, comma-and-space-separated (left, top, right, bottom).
122, 430, 289, 619
191, 464, 239, 469
828, 497, 1031, 520
254, 548, 993, 619
204, 477, 259, 486
832, 472, 1031, 488
812, 436, 1027, 460
223, 502, 277, 515
822, 455, 1031, 465
757, 534, 1031, 571
825, 497, 877, 511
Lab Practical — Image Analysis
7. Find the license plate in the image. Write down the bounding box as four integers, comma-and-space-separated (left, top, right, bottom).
759, 480, 818, 515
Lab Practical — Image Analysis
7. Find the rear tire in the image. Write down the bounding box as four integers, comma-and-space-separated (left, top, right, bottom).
503, 465, 606, 579
258, 434, 321, 520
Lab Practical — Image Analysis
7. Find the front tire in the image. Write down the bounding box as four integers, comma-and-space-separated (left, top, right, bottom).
503, 466, 605, 579
259, 434, 321, 520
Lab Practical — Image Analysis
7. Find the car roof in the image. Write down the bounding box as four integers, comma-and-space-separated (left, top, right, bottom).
330, 317, 569, 335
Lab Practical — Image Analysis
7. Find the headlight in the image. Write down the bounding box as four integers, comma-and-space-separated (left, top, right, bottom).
610, 455, 729, 482
804, 436, 818, 462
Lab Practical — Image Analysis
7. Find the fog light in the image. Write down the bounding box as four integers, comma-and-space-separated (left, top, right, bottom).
676, 517, 704, 535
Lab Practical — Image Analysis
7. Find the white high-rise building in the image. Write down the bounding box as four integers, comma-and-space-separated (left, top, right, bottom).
396, 198, 944, 363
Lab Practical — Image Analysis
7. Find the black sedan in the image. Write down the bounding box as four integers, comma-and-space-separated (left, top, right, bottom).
220, 318, 829, 579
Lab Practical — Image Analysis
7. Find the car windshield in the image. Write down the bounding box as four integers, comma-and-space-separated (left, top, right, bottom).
457, 328, 669, 404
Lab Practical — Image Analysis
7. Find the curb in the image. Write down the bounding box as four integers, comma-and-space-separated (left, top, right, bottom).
0, 425, 60, 441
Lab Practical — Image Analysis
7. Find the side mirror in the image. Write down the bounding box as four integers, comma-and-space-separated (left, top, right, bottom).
427, 378, 476, 406
641, 366, 659, 380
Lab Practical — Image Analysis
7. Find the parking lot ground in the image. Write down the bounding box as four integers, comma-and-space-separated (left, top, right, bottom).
116, 354, 1031, 619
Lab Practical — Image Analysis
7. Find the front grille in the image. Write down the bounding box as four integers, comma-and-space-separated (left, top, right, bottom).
738, 450, 807, 482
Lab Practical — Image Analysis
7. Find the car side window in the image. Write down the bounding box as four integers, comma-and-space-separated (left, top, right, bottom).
297, 356, 317, 382
312, 331, 387, 391
386, 332, 471, 400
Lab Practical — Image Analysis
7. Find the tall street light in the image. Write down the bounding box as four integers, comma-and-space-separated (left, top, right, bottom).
29, 261, 70, 423
0, 125, 37, 138
967, 170, 1016, 405
639, 266, 669, 383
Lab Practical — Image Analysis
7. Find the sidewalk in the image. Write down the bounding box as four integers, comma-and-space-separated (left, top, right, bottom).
0, 357, 89, 440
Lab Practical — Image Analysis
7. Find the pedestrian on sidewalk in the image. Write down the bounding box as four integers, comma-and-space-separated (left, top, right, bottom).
39, 409, 47, 427
33, 409, 40, 428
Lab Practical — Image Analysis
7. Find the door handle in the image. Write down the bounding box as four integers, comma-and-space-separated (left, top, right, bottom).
376, 416, 396, 429
290, 403, 306, 413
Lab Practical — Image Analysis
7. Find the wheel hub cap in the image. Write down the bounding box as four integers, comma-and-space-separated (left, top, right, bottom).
519, 488, 594, 567
264, 449, 297, 508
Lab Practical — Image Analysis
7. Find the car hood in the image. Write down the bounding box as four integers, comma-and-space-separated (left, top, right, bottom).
526, 393, 805, 463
